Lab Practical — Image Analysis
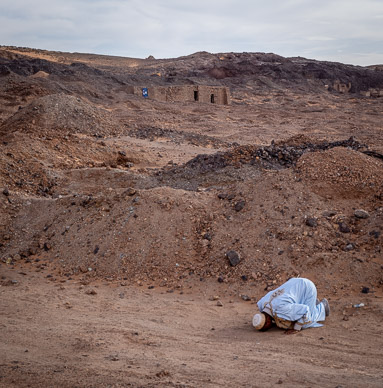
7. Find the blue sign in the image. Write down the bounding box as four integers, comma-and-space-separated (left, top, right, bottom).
142, 88, 148, 98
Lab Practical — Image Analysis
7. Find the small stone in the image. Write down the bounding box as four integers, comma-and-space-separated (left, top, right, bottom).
148, 285, 155, 289
226, 250, 241, 267
234, 200, 246, 212
361, 287, 370, 294
43, 242, 51, 251
241, 295, 251, 301
125, 187, 136, 196
338, 222, 350, 233
3, 187, 9, 196
369, 230, 380, 239
118, 150, 126, 156
354, 209, 369, 219
203, 233, 212, 241
305, 217, 318, 227
241, 275, 248, 281
217, 276, 224, 283
217, 193, 228, 200
345, 243, 354, 251
322, 210, 337, 218
216, 300, 223, 307
85, 289, 97, 295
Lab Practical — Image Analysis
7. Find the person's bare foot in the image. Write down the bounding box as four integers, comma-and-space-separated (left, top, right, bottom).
321, 298, 330, 317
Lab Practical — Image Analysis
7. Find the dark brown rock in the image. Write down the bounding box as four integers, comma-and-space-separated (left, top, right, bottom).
305, 217, 318, 227
226, 250, 241, 267
234, 200, 246, 212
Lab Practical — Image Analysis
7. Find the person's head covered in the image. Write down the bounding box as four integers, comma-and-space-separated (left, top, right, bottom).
252, 312, 273, 331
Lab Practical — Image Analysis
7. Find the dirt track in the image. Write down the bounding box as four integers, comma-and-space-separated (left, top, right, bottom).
1, 265, 383, 388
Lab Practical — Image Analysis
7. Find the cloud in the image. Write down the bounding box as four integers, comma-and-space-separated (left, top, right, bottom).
0, 0, 382, 65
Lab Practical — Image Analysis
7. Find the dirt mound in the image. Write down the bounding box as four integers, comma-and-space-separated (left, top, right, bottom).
3, 158, 382, 294
0, 93, 147, 195
30, 70, 49, 79
296, 147, 383, 199
0, 93, 121, 139
162, 137, 367, 180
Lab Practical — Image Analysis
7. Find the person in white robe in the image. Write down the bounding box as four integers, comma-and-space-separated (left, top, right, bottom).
253, 277, 329, 334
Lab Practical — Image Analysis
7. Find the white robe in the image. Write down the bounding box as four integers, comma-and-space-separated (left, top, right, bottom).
257, 278, 326, 330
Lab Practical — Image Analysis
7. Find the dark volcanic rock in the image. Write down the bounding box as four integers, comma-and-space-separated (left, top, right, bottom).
305, 217, 318, 227
369, 230, 380, 239
339, 222, 351, 233
234, 200, 246, 212
226, 250, 241, 267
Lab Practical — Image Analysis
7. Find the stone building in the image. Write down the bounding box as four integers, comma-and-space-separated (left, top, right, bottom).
333, 80, 352, 93
127, 85, 230, 105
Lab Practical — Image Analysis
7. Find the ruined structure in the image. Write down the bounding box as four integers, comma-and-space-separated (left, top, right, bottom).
127, 85, 230, 105
360, 88, 383, 97
333, 80, 352, 93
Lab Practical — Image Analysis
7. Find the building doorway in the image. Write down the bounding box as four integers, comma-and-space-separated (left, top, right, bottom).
194, 90, 199, 101
210, 94, 215, 103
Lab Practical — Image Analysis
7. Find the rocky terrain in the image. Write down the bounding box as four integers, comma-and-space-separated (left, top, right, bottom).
0, 46, 382, 387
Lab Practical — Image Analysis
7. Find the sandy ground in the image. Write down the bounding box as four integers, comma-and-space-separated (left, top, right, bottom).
1, 263, 383, 388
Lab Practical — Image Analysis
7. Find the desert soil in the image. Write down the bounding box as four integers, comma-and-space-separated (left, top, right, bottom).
0, 46, 383, 387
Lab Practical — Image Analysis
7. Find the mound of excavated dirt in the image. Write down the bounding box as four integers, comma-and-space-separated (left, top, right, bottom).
0, 93, 121, 138
296, 147, 383, 199
3, 143, 382, 294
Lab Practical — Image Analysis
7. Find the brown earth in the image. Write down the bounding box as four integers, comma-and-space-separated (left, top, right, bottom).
0, 46, 383, 387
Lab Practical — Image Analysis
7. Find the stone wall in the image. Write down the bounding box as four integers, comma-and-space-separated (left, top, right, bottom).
360, 88, 383, 97
127, 85, 230, 105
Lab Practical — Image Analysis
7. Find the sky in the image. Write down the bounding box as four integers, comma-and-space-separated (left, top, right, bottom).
1, 0, 383, 66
